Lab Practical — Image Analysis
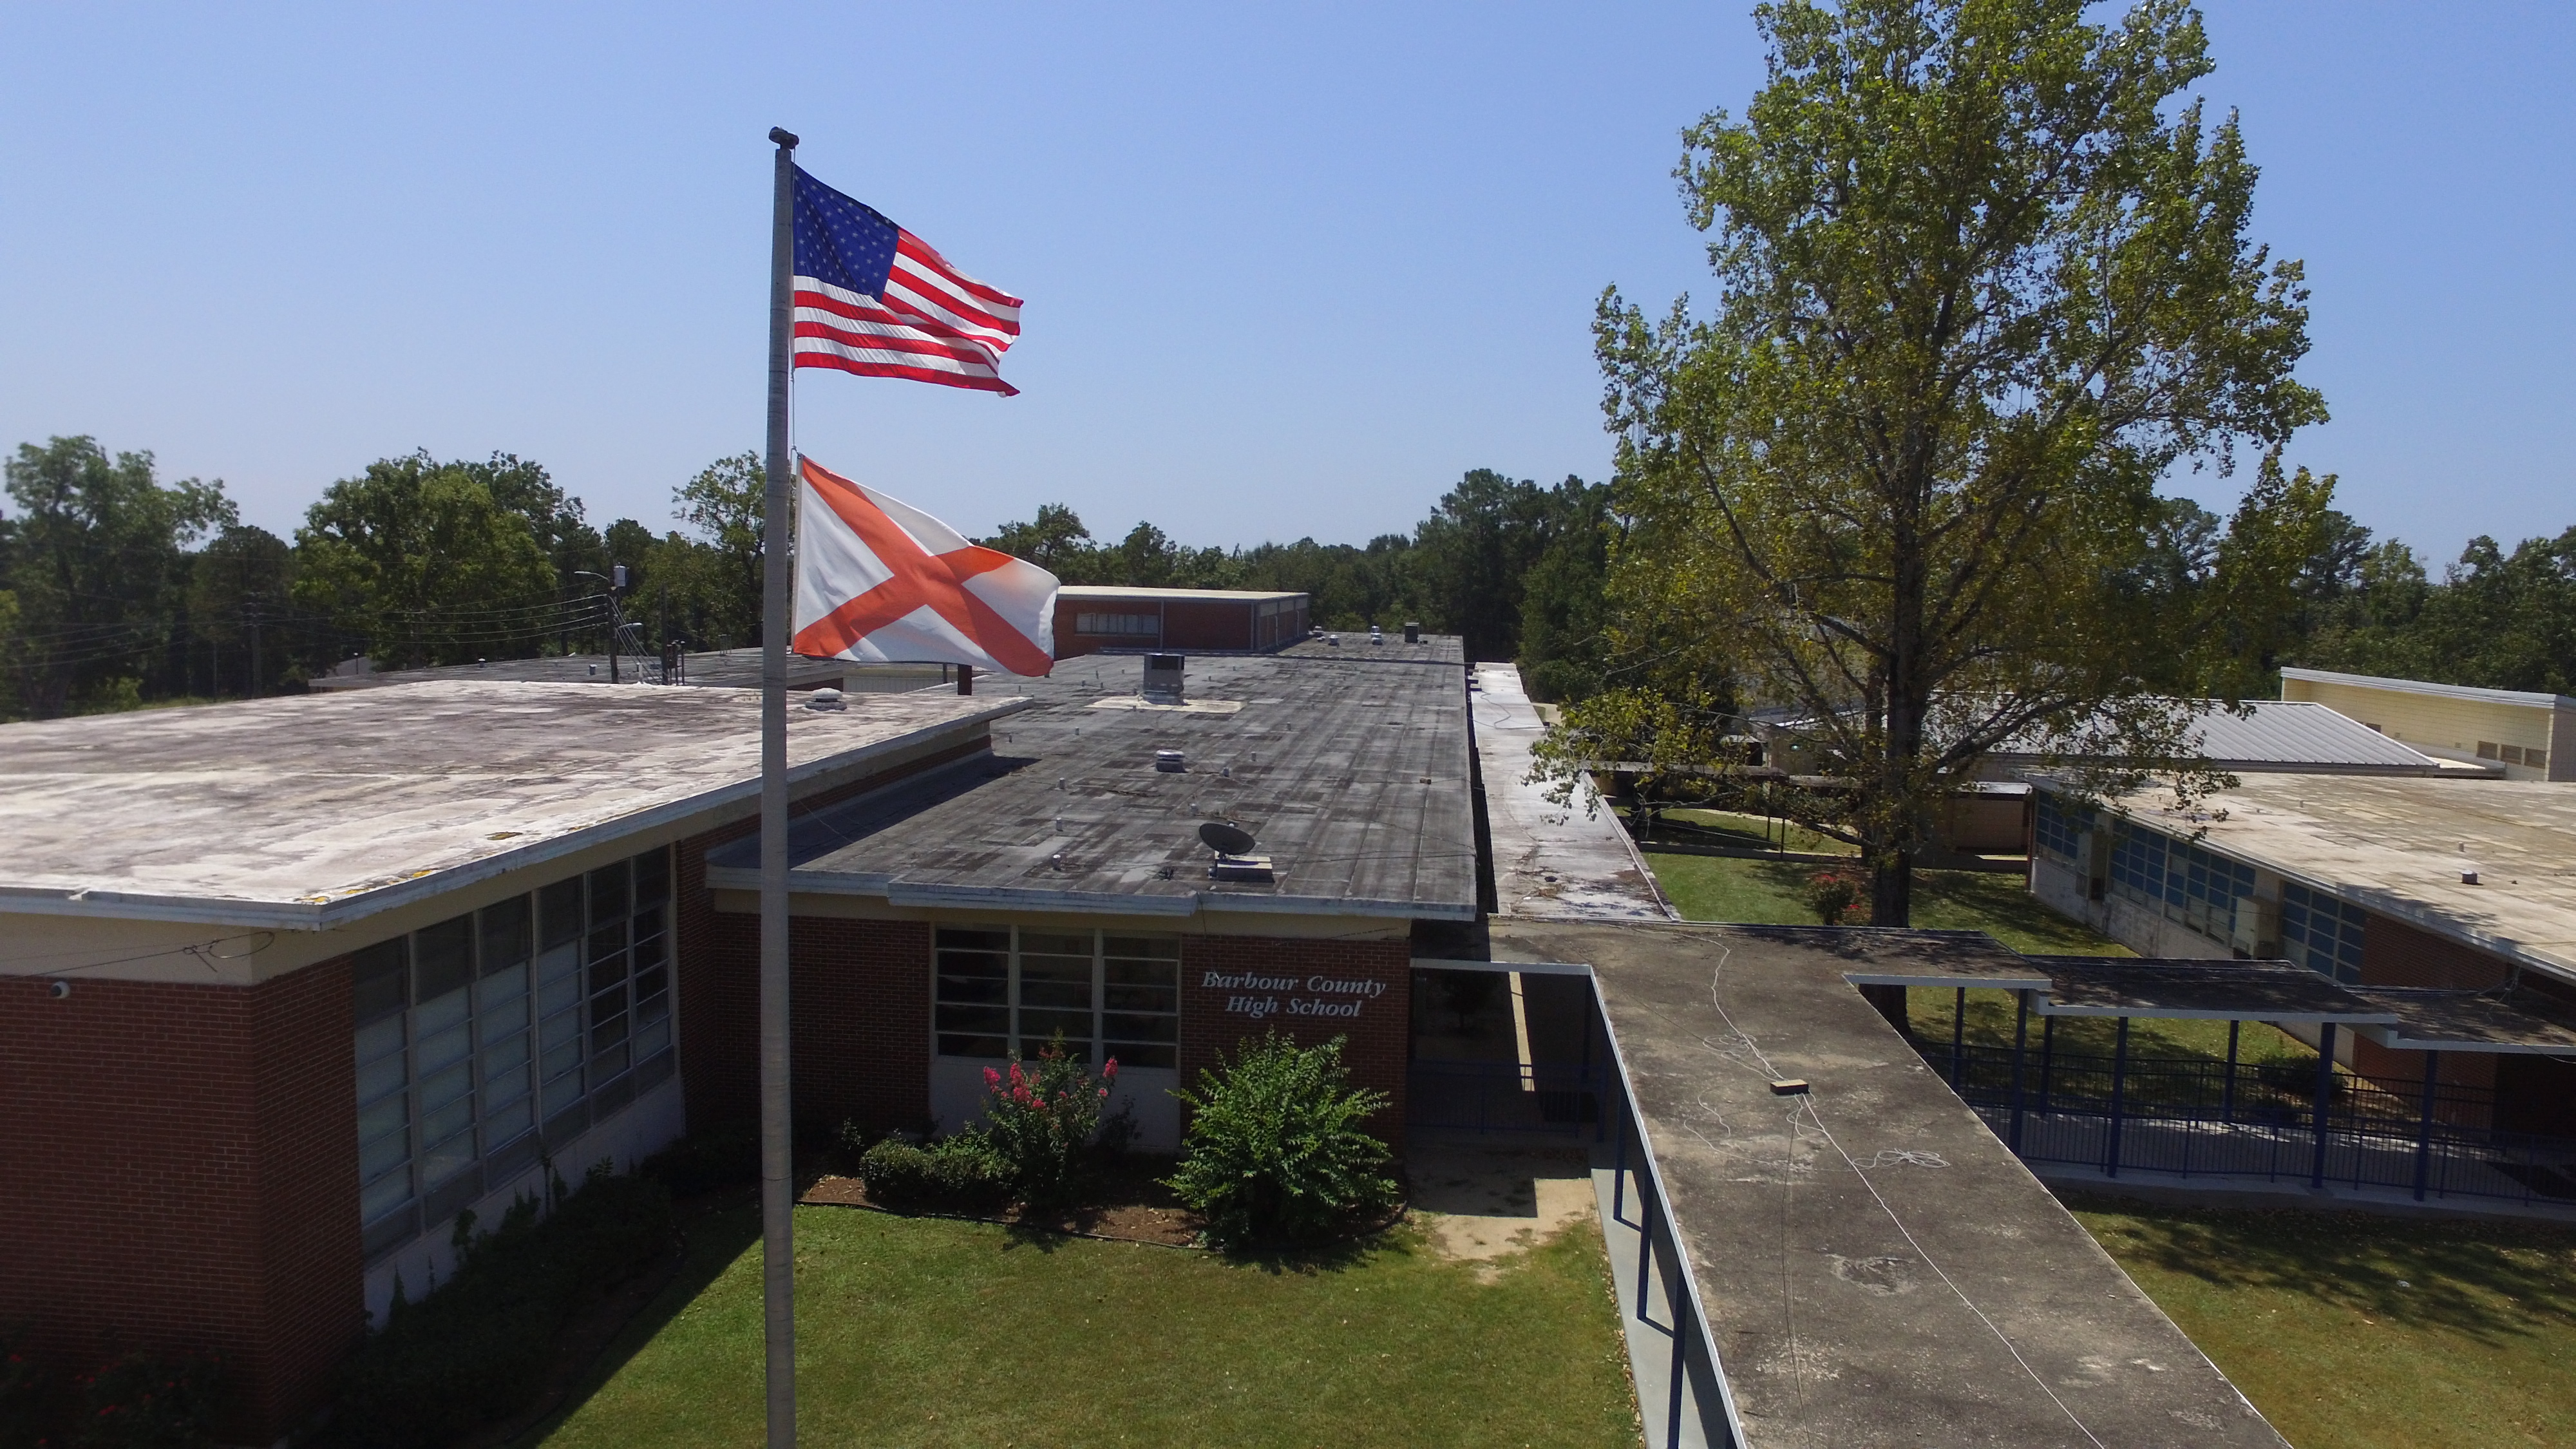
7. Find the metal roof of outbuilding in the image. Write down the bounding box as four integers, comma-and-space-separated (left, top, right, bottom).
2282, 666, 2576, 712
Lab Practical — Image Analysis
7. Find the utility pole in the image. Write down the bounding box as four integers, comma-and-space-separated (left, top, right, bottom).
245, 598, 265, 697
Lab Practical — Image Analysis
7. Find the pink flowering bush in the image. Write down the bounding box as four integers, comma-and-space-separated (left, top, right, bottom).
73, 1349, 223, 1448
978, 1034, 1130, 1210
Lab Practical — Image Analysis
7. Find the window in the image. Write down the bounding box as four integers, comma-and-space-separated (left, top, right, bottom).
2501, 744, 2526, 766
2032, 794, 2089, 863
2531, 748, 2550, 770
1075, 612, 1157, 637
934, 927, 1180, 1070
2477, 741, 2501, 761
353, 845, 672, 1260
2282, 882, 2367, 983
2104, 822, 2255, 945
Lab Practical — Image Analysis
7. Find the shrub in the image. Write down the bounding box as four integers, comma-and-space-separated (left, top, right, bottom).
639, 1120, 760, 1197
857, 1135, 1009, 1210
73, 1349, 223, 1449
977, 1038, 1126, 1210
1803, 869, 1864, 925
323, 1164, 673, 1449
1166, 1033, 1397, 1247
1, 1334, 48, 1448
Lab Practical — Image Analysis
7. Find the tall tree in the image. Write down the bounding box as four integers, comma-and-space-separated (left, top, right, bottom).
1589, 0, 2326, 923
189, 523, 298, 694
1, 436, 234, 716
675, 453, 769, 644
293, 457, 561, 668
981, 503, 1106, 582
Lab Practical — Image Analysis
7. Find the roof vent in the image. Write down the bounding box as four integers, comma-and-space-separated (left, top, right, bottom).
804, 687, 847, 712
1155, 748, 1187, 773
1403, 621, 1421, 643
1142, 653, 1186, 705
1368, 625, 1384, 645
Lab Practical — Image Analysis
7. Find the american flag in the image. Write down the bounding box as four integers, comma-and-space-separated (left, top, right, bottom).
790, 167, 1023, 395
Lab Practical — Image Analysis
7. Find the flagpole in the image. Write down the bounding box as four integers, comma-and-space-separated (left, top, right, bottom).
759, 122, 799, 1449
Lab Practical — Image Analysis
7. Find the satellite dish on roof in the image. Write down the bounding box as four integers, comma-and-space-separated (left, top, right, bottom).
1200, 820, 1256, 856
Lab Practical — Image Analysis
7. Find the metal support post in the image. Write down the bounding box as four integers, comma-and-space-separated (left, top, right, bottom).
2107, 1016, 2130, 1177
2309, 1022, 2338, 1190
2007, 990, 2030, 1152
1951, 986, 1967, 1088
1635, 1182, 1656, 1324
2038, 1013, 2056, 1115
1612, 1092, 1630, 1224
2413, 1050, 2441, 1202
2222, 1019, 2240, 1124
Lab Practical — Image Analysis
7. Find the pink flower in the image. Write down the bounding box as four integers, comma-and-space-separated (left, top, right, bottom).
983, 1067, 1001, 1088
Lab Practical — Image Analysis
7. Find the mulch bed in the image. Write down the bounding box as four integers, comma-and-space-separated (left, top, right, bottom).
799, 1157, 1206, 1247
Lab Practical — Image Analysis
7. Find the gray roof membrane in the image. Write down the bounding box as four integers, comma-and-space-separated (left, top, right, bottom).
708, 645, 1479, 919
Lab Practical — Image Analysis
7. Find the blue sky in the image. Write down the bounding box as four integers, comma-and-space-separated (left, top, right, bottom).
2, 3, 2569, 565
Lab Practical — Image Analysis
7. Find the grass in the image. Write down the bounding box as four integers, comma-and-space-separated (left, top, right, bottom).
2067, 1195, 2576, 1448
1905, 985, 2313, 1066
1641, 849, 2129, 957
523, 1202, 1640, 1448
1647, 808, 1854, 855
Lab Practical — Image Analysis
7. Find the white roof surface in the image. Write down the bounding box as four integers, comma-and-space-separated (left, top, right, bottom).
0, 682, 1021, 929
1056, 585, 1305, 603
2108, 773, 2576, 980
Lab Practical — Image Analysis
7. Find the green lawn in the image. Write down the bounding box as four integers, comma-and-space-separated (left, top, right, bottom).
524, 1203, 1641, 1448
2068, 1196, 2576, 1449
1641, 849, 2127, 956
1647, 808, 1855, 855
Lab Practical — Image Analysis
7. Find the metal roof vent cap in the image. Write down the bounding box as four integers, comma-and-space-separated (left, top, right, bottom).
1155, 748, 1187, 773
1142, 653, 1186, 705
804, 687, 847, 712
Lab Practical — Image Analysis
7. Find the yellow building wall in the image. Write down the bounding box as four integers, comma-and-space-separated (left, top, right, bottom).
2283, 677, 2559, 777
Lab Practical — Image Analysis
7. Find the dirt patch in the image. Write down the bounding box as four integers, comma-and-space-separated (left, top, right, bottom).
1406, 1144, 1598, 1276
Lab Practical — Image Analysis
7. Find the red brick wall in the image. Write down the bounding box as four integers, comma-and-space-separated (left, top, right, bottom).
673, 741, 982, 1134
0, 962, 359, 1442
1178, 936, 1412, 1152
2361, 913, 2512, 990
681, 911, 933, 1138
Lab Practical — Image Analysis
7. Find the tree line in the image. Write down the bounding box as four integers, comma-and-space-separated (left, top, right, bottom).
0, 436, 1616, 719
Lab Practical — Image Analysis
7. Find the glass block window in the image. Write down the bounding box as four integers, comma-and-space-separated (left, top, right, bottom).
934, 927, 1181, 1070
354, 844, 673, 1260
2108, 823, 2172, 905
2032, 793, 2088, 863
2282, 882, 2369, 983
1075, 612, 1157, 636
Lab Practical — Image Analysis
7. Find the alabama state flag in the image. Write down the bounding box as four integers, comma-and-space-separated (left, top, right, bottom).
790, 456, 1058, 676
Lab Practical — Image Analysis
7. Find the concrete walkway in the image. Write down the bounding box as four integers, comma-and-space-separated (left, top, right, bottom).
1472, 663, 1671, 922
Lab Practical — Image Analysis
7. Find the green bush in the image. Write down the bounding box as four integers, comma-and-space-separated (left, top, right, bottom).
1803, 868, 1863, 925
72, 1349, 223, 1449
1166, 1034, 1397, 1247
857, 1135, 1009, 1211
1, 1332, 48, 1449
323, 1164, 673, 1449
639, 1120, 761, 1197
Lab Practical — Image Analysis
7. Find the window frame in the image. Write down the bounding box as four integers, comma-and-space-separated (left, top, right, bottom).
933, 925, 1180, 1071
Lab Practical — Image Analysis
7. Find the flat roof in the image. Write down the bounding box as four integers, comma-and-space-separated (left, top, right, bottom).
708, 644, 1477, 921
309, 649, 873, 692
0, 682, 1021, 930
1056, 585, 1307, 604
1472, 664, 1669, 920
2349, 987, 2576, 1055
2282, 666, 2576, 712
1491, 922, 2287, 1448
2063, 773, 2576, 981
2025, 957, 2398, 1023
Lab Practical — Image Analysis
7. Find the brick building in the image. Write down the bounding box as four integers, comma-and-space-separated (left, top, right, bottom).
0, 636, 1472, 1441
1052, 585, 1309, 658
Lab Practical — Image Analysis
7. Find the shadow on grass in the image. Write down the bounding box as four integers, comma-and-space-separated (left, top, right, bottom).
2065, 1192, 2576, 1347
506, 1198, 762, 1448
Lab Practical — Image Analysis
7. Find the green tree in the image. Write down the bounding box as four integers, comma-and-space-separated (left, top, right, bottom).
1, 435, 234, 716
293, 457, 562, 668
1586, 0, 2326, 923
189, 523, 298, 694
463, 452, 606, 599
676, 453, 768, 643
980, 502, 1106, 582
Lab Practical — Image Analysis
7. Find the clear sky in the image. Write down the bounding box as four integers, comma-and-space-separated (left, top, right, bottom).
2, 3, 2568, 565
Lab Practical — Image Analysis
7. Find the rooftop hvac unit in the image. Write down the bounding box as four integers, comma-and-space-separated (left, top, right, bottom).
1142, 653, 1186, 705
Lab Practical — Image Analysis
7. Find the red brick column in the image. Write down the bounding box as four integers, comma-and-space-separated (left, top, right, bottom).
0, 961, 359, 1443
1177, 936, 1412, 1153
785, 917, 933, 1139
2361, 913, 2512, 990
